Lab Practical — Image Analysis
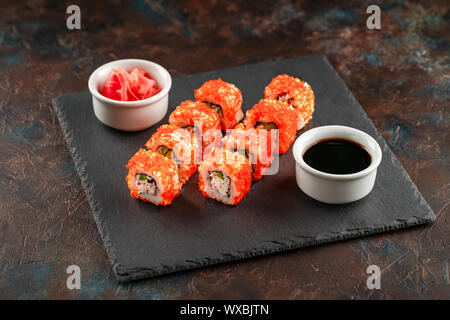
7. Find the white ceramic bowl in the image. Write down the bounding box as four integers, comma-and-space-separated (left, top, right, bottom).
293, 125, 382, 204
88, 59, 172, 131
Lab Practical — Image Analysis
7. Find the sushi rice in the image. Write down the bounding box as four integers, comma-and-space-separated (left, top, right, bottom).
264, 74, 315, 130
126, 149, 182, 206
194, 78, 244, 130
243, 99, 297, 154
145, 124, 201, 184
198, 148, 252, 205
169, 100, 222, 150
222, 126, 275, 181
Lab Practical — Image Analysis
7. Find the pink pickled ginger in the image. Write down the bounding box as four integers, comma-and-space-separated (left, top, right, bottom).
101, 67, 161, 101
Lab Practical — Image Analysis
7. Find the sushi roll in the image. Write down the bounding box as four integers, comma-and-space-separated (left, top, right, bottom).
169, 100, 222, 150
243, 99, 297, 154
198, 148, 252, 205
222, 127, 275, 181
194, 78, 244, 130
126, 149, 181, 206
145, 124, 201, 184
264, 74, 315, 130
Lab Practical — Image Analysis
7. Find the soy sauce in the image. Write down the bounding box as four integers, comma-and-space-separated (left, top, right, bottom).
303, 138, 371, 174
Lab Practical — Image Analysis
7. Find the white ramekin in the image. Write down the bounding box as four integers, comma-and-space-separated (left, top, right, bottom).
292, 125, 382, 204
88, 59, 172, 131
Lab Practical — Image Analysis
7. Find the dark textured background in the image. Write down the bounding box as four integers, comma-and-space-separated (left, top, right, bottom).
0, 0, 448, 299
53, 57, 435, 282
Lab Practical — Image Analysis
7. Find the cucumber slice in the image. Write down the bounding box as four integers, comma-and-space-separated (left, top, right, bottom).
157, 145, 169, 157
215, 171, 225, 180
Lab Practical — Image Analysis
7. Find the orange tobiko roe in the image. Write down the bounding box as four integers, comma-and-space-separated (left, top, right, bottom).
168, 100, 222, 150
125, 149, 181, 206
222, 127, 275, 181
194, 78, 243, 130
145, 125, 200, 184
199, 148, 252, 205
101, 67, 161, 101
243, 99, 298, 154
264, 74, 315, 127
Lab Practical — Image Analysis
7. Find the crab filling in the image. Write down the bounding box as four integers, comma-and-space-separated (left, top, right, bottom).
136, 173, 158, 196
255, 121, 278, 131
208, 170, 230, 197
203, 101, 223, 117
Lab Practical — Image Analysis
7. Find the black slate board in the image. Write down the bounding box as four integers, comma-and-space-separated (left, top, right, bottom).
52, 56, 435, 282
